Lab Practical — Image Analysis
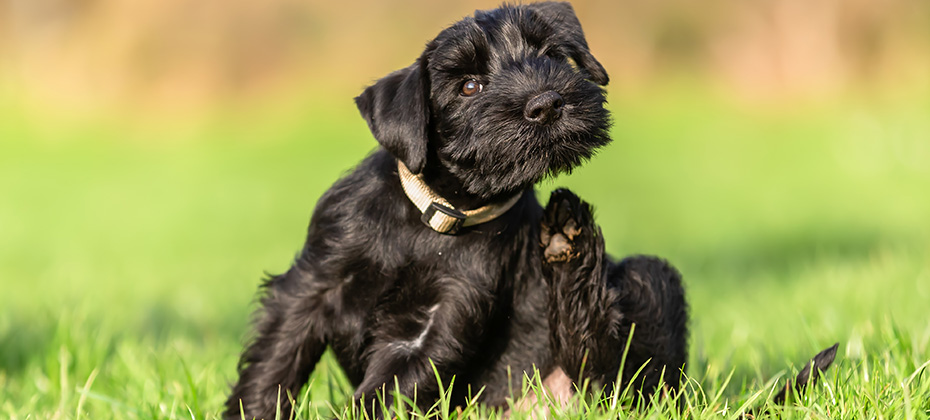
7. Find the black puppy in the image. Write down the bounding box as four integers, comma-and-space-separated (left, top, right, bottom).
225, 3, 687, 419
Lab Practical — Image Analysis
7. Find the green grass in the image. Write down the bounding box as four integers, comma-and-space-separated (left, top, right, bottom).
1, 91, 929, 419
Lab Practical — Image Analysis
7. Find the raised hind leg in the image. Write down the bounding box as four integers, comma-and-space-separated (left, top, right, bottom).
540, 188, 688, 400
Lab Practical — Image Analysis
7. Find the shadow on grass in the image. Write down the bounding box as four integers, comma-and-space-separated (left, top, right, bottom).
0, 300, 247, 375
677, 226, 920, 281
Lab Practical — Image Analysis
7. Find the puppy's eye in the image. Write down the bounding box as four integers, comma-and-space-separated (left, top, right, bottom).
461, 79, 483, 96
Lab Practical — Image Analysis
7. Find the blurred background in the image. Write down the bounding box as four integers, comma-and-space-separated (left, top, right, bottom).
1, 0, 929, 418
2, 0, 929, 115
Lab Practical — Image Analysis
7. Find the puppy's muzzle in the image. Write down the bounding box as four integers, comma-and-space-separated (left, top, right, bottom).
524, 90, 564, 125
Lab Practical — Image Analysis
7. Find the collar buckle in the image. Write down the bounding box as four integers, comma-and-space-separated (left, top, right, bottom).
421, 202, 467, 234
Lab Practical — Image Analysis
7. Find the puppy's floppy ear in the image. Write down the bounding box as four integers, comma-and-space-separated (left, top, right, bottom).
526, 1, 609, 86
355, 54, 431, 174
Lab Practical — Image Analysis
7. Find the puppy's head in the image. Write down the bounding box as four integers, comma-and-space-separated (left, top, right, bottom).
356, 2, 611, 201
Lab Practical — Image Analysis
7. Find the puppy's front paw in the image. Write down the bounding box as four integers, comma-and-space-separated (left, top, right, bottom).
541, 189, 594, 263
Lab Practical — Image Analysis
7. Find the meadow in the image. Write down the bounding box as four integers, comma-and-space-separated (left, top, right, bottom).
1, 89, 928, 419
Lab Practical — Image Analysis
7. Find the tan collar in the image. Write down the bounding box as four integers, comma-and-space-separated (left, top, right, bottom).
397, 161, 522, 234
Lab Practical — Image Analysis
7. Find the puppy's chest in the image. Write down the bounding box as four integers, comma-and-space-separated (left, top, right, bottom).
328, 236, 523, 363
389, 238, 514, 305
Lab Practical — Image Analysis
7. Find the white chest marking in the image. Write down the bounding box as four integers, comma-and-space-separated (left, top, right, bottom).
398, 303, 441, 352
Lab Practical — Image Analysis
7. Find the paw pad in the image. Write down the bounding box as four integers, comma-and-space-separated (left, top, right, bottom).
541, 191, 591, 263
544, 231, 575, 262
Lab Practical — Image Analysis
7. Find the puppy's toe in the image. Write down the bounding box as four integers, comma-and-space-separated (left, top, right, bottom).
563, 218, 581, 240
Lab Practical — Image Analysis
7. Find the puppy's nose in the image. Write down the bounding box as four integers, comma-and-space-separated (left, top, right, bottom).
524, 91, 564, 124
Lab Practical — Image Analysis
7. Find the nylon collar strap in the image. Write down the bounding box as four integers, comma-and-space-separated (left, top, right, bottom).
397, 161, 522, 234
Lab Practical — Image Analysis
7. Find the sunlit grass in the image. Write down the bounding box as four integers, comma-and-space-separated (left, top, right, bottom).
1, 91, 928, 419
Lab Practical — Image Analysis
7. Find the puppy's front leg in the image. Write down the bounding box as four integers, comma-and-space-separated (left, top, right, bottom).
352, 297, 481, 419
224, 266, 329, 420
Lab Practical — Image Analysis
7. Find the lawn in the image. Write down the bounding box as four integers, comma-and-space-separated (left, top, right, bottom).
1, 90, 928, 419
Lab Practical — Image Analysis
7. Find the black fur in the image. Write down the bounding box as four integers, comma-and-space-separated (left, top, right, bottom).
224, 3, 687, 419
772, 343, 838, 405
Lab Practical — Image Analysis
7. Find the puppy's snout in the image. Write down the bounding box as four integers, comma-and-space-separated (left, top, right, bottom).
524, 91, 564, 125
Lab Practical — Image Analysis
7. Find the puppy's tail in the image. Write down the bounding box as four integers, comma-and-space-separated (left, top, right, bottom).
745, 343, 839, 418
771, 343, 839, 404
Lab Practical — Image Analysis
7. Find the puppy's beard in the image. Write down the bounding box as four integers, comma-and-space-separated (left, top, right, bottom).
438, 110, 611, 200
438, 135, 609, 200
